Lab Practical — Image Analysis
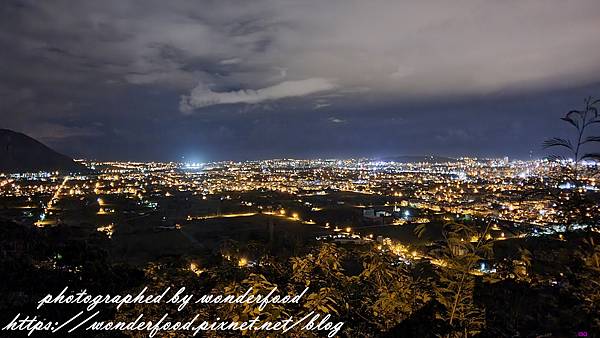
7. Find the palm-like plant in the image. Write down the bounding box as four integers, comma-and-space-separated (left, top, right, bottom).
544, 96, 600, 175
543, 96, 600, 232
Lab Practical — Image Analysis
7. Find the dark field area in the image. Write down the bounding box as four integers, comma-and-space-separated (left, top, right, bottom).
0, 189, 449, 266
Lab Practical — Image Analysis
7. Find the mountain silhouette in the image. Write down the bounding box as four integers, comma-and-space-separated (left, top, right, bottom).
0, 129, 87, 173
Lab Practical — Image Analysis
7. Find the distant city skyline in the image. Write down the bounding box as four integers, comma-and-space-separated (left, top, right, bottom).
1, 1, 600, 161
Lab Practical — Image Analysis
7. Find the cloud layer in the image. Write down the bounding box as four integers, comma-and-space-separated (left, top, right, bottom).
180, 78, 335, 111
2, 0, 600, 115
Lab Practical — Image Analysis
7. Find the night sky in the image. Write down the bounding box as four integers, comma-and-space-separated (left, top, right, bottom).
1, 1, 600, 161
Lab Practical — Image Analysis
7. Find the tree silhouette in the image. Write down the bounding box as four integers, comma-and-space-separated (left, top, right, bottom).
416, 221, 495, 337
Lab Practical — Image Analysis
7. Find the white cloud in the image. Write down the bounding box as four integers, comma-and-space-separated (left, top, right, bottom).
180, 78, 336, 112
314, 102, 331, 110
329, 117, 346, 123
219, 58, 243, 65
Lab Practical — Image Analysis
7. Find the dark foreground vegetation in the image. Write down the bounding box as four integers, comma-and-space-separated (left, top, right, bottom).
1, 217, 599, 337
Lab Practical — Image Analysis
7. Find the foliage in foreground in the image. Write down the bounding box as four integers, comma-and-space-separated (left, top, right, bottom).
1, 216, 599, 337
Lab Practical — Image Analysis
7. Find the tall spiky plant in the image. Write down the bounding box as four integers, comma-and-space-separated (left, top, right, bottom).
543, 96, 600, 232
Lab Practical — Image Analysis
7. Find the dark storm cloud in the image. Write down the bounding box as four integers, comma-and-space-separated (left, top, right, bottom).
1, 0, 599, 160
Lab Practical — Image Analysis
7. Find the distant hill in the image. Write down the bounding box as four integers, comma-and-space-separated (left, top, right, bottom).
0, 129, 87, 173
375, 155, 457, 163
